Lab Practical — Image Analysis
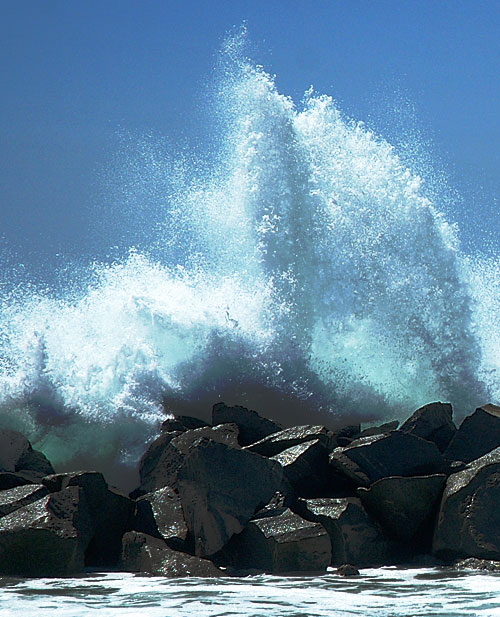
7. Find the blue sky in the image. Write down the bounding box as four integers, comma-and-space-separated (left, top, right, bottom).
1, 0, 499, 283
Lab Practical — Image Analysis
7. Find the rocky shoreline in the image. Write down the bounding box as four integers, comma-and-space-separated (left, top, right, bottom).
1, 400, 500, 577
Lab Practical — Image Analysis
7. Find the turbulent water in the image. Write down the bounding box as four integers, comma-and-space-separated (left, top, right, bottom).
1, 568, 500, 616
0, 35, 499, 486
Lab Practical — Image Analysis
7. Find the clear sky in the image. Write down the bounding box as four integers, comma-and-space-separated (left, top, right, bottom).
1, 0, 499, 283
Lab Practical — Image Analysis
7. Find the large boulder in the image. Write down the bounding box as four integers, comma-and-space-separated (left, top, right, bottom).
433, 447, 500, 562
218, 508, 331, 574
444, 404, 500, 463
298, 497, 403, 567
42, 471, 134, 566
138, 423, 240, 494
0, 484, 49, 517
121, 531, 223, 577
357, 474, 446, 546
246, 425, 336, 457
212, 403, 282, 446
135, 486, 189, 551
271, 439, 332, 497
0, 428, 54, 476
0, 486, 93, 576
176, 439, 283, 556
400, 402, 456, 452
329, 431, 445, 487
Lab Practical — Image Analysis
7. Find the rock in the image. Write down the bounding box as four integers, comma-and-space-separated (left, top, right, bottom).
454, 557, 500, 572
271, 439, 332, 497
161, 415, 209, 432
212, 402, 282, 446
400, 402, 456, 452
359, 421, 399, 439
177, 438, 283, 556
121, 531, 223, 577
135, 486, 189, 551
433, 447, 500, 562
336, 563, 360, 576
0, 471, 43, 490
138, 423, 240, 494
335, 425, 361, 447
0, 484, 49, 517
357, 474, 446, 546
0, 428, 54, 476
217, 508, 331, 574
444, 404, 500, 463
0, 486, 93, 576
298, 497, 402, 567
246, 425, 336, 457
329, 431, 445, 487
42, 471, 134, 566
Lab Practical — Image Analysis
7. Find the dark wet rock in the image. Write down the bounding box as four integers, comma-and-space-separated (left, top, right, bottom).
121, 531, 223, 577
357, 474, 446, 546
42, 471, 134, 566
271, 439, 332, 497
138, 423, 240, 494
0, 484, 49, 517
246, 425, 336, 457
135, 486, 189, 551
453, 557, 500, 572
329, 431, 445, 487
0, 486, 93, 576
212, 402, 282, 446
297, 497, 403, 567
161, 415, 209, 432
0, 471, 44, 490
336, 563, 360, 576
217, 508, 331, 574
433, 447, 500, 562
0, 428, 54, 476
400, 402, 456, 452
177, 438, 283, 556
359, 421, 399, 439
335, 425, 361, 447
444, 404, 500, 463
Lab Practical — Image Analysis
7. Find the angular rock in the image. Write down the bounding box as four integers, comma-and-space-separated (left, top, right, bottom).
335, 424, 361, 447
433, 447, 500, 561
135, 485, 189, 551
444, 404, 500, 463
212, 402, 282, 446
357, 474, 446, 545
161, 415, 209, 432
0, 484, 49, 517
454, 557, 500, 572
329, 431, 445, 487
298, 497, 403, 567
218, 508, 331, 574
121, 531, 222, 577
0, 428, 54, 476
177, 438, 283, 556
0, 486, 93, 576
359, 421, 399, 439
337, 563, 360, 576
138, 423, 240, 494
400, 402, 456, 452
271, 439, 332, 497
0, 471, 41, 490
43, 471, 134, 566
246, 425, 336, 457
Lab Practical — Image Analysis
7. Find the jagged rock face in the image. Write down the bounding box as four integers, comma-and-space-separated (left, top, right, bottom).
121, 531, 223, 577
176, 439, 283, 556
212, 402, 282, 446
400, 402, 456, 452
0, 484, 49, 518
433, 447, 500, 561
246, 425, 336, 457
135, 486, 189, 551
217, 508, 331, 574
298, 497, 404, 567
357, 474, 447, 546
0, 428, 54, 476
0, 486, 93, 576
444, 404, 500, 463
138, 423, 240, 494
329, 431, 445, 487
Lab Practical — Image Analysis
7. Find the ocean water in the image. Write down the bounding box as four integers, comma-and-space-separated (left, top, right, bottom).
0, 33, 499, 489
1, 568, 500, 617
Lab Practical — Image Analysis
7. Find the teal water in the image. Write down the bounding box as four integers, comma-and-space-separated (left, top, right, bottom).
1, 568, 500, 617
